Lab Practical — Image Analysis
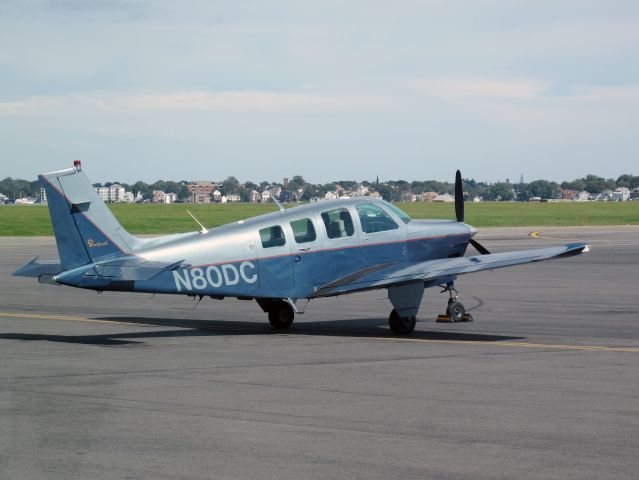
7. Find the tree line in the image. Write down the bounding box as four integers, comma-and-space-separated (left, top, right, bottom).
1, 173, 637, 202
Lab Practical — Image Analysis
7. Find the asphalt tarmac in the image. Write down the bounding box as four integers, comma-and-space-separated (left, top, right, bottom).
1, 226, 638, 480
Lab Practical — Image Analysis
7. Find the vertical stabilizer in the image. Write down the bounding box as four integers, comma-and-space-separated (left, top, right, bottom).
39, 162, 141, 270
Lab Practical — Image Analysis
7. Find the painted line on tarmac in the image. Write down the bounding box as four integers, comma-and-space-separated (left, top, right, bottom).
371, 337, 639, 353
0, 311, 143, 327
3, 311, 639, 353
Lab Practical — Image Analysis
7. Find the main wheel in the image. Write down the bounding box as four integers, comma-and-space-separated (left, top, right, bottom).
268, 301, 295, 329
389, 309, 416, 335
446, 301, 465, 322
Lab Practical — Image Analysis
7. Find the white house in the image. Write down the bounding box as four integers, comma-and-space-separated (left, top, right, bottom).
250, 190, 261, 203
96, 184, 127, 203
612, 187, 630, 201
433, 193, 454, 203
261, 190, 271, 203
324, 191, 338, 200
226, 194, 241, 203
575, 191, 590, 202
0, 193, 8, 204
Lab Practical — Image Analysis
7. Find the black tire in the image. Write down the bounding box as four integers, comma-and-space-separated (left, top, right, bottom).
268, 301, 295, 329
446, 301, 465, 323
389, 309, 416, 335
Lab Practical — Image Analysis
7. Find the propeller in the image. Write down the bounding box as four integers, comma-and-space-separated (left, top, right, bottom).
454, 170, 464, 222
454, 169, 490, 255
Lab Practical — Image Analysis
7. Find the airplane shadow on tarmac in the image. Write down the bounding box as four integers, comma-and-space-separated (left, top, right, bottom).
0, 316, 525, 346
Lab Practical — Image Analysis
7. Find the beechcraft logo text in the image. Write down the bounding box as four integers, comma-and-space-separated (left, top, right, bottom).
87, 239, 108, 248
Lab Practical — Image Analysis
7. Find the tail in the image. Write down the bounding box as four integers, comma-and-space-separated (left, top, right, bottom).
39, 161, 142, 270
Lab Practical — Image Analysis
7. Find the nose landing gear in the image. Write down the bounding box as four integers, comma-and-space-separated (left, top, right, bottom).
437, 282, 474, 323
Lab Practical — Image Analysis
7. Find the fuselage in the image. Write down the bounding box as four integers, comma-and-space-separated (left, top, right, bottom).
56, 197, 475, 299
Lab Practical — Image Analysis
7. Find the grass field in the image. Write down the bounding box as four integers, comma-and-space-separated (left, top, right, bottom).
1, 201, 638, 236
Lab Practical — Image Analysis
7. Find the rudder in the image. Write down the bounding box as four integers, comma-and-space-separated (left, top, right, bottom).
40, 162, 141, 270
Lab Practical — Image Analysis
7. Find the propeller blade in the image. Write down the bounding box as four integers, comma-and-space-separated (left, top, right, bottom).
469, 238, 490, 255
455, 170, 464, 222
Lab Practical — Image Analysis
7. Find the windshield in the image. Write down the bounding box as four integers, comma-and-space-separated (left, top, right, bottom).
381, 200, 412, 224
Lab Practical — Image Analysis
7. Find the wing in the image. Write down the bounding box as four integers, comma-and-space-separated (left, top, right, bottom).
313, 243, 589, 297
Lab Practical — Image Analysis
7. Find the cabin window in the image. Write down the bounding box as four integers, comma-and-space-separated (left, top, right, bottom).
380, 200, 412, 224
321, 208, 355, 239
356, 203, 399, 233
290, 218, 316, 243
259, 225, 286, 248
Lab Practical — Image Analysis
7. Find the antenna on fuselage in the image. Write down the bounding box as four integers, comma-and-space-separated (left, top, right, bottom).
187, 210, 209, 234
271, 196, 285, 214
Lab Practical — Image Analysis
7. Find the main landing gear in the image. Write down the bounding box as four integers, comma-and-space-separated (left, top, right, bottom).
437, 282, 473, 323
257, 299, 296, 330
389, 309, 416, 335
267, 300, 295, 329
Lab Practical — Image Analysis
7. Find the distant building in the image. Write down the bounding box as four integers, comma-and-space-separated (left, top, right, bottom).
612, 187, 630, 201
631, 188, 639, 200
226, 194, 241, 203
249, 190, 261, 203
261, 190, 271, 203
433, 193, 454, 203
600, 190, 614, 201
473, 196, 482, 203
0, 193, 8, 205
212, 190, 222, 202
15, 197, 36, 204
401, 192, 417, 202
421, 191, 438, 202
324, 191, 338, 200
123, 192, 135, 204
575, 191, 590, 202
187, 181, 216, 204
560, 189, 578, 200
39, 187, 47, 204
96, 184, 127, 203
152, 191, 177, 204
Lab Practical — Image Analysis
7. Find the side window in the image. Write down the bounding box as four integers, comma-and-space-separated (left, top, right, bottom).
259, 225, 286, 248
321, 208, 355, 239
290, 218, 317, 244
356, 203, 399, 233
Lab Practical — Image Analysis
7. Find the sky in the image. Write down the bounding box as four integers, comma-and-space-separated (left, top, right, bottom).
1, 0, 638, 184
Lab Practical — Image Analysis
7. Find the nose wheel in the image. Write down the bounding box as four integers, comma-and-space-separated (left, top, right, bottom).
437, 283, 474, 323
446, 298, 466, 322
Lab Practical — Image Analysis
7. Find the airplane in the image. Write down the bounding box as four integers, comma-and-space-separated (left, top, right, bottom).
14, 161, 589, 334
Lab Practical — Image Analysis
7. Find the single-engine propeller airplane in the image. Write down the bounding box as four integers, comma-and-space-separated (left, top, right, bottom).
14, 161, 589, 334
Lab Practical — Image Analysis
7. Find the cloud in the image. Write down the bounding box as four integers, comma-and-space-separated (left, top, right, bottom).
406, 77, 550, 99
0, 89, 395, 117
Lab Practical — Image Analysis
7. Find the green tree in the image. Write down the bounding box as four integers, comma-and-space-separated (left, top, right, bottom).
221, 176, 241, 195
525, 180, 560, 199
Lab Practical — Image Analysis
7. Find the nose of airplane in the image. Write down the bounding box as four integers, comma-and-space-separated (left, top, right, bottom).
466, 224, 479, 237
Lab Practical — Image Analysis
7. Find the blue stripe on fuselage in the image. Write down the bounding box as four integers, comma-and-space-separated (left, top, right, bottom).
67, 234, 470, 298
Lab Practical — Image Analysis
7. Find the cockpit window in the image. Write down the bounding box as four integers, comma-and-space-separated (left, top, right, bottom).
259, 225, 286, 248
290, 218, 316, 243
381, 200, 412, 224
321, 208, 355, 239
356, 203, 399, 233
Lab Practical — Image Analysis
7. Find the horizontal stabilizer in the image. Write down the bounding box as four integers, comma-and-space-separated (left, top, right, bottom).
91, 257, 185, 282
13, 257, 63, 278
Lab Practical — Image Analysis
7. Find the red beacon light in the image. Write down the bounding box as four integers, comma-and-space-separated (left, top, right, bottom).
73, 160, 82, 171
